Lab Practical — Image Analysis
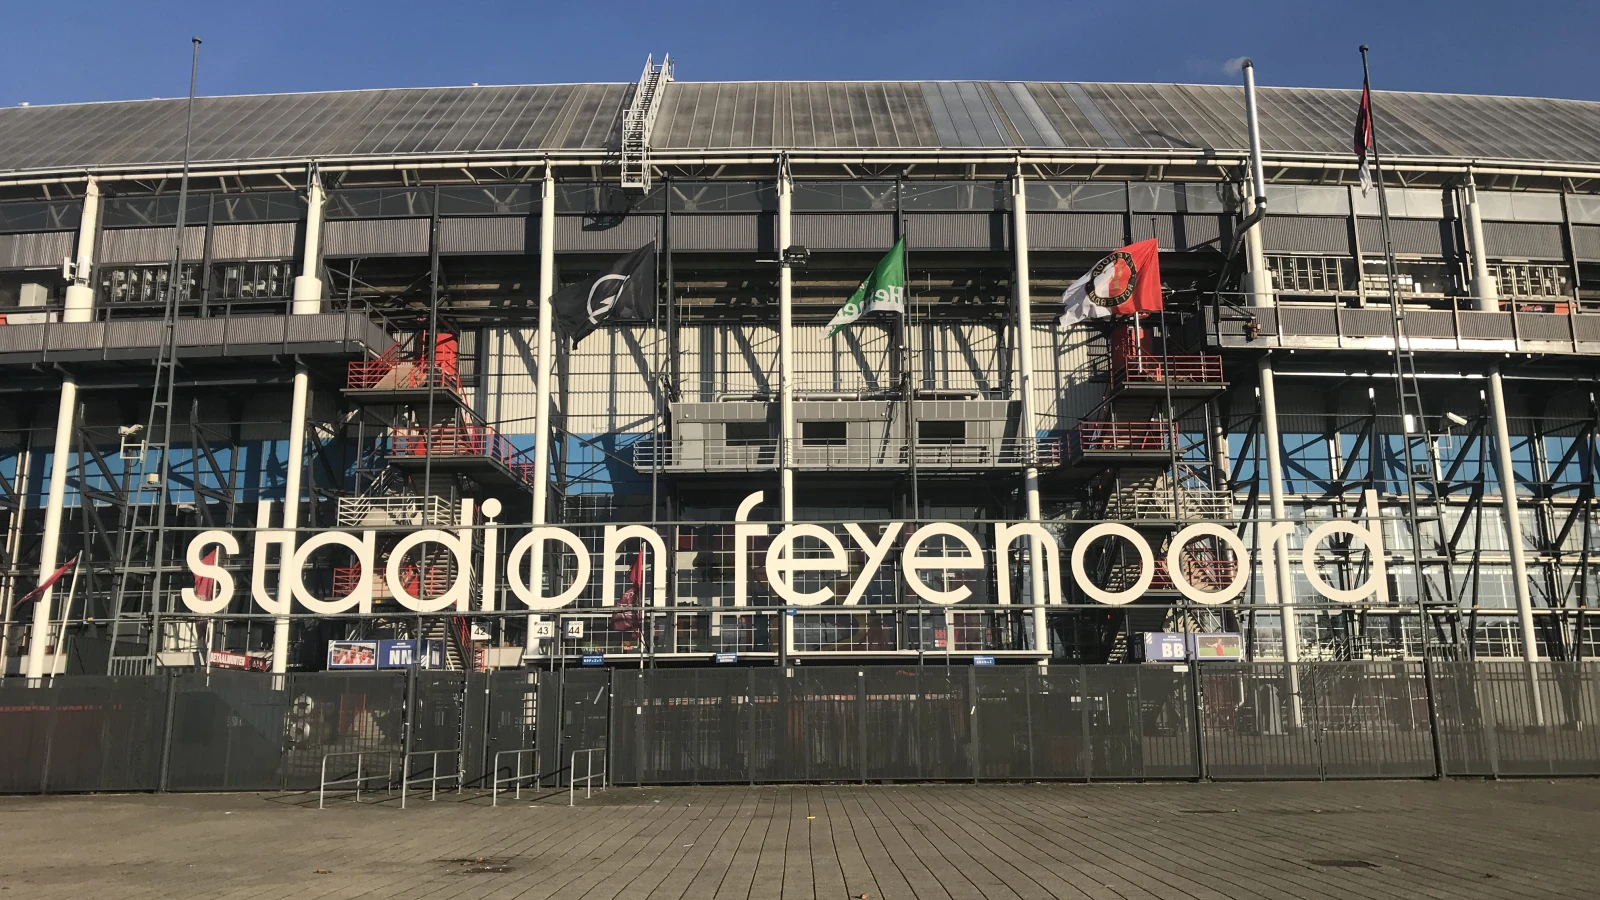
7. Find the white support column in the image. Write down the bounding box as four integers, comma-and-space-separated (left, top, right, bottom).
1464, 174, 1537, 661
25, 383, 78, 682
1258, 361, 1301, 674
527, 165, 557, 658
27, 178, 102, 682
291, 170, 325, 314
1011, 172, 1048, 661
1241, 59, 1273, 311
1488, 365, 1539, 663
271, 367, 309, 675
272, 165, 324, 674
777, 165, 795, 523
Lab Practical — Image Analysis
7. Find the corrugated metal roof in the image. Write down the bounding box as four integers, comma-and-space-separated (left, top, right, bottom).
3, 80, 1600, 174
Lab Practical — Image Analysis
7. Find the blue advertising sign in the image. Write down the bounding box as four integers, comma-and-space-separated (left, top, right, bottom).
1142, 632, 1189, 663
581, 653, 605, 667
714, 652, 738, 664
973, 655, 996, 666
378, 639, 416, 669
423, 640, 445, 670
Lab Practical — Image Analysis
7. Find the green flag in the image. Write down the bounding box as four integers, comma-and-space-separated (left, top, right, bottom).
826, 238, 906, 337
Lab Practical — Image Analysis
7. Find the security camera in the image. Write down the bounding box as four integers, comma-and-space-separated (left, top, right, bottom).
1445, 412, 1468, 427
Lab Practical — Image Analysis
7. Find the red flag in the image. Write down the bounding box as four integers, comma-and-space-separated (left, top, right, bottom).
1353, 80, 1373, 196
612, 548, 644, 633
193, 549, 220, 601
1058, 239, 1163, 327
17, 555, 78, 607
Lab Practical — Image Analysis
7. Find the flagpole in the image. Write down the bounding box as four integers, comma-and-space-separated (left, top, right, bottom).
897, 175, 919, 518
48, 557, 82, 685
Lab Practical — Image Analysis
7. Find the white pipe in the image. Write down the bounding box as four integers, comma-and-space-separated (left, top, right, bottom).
1012, 171, 1048, 663
1463, 174, 1500, 312
25, 378, 78, 683
1241, 61, 1273, 309
528, 166, 557, 658
291, 169, 325, 313
778, 166, 795, 523
271, 365, 309, 675
62, 178, 99, 324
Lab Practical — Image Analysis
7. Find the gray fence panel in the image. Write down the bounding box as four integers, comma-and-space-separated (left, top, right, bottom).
165, 672, 289, 792
0, 676, 167, 794
537, 669, 612, 786
1305, 663, 1435, 778
482, 670, 540, 784
1200, 664, 1319, 778
280, 672, 407, 790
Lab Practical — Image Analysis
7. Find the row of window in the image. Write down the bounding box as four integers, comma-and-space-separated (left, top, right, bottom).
7, 183, 1600, 234
724, 421, 967, 446
96, 262, 294, 305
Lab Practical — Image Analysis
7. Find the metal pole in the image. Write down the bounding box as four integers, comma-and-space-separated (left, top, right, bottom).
777, 159, 795, 664
529, 164, 557, 658
422, 184, 441, 502
1011, 169, 1048, 664
778, 159, 795, 523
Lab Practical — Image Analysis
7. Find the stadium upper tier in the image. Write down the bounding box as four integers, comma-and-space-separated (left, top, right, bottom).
2, 81, 1599, 176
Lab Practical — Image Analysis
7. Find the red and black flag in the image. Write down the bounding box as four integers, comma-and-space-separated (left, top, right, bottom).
16, 554, 78, 608
1353, 79, 1374, 196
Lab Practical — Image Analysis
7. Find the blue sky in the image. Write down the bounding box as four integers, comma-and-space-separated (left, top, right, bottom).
6, 0, 1597, 107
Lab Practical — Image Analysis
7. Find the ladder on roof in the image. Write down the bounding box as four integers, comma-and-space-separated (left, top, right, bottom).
105, 46, 203, 675
620, 54, 673, 192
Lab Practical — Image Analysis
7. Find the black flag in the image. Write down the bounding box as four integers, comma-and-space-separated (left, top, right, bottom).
551, 243, 656, 346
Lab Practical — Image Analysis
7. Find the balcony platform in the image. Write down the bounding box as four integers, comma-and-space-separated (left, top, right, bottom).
1044, 423, 1177, 473
386, 425, 536, 494
0, 311, 392, 367
1205, 303, 1600, 356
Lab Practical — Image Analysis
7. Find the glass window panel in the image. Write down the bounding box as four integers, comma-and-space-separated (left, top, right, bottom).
670, 181, 775, 213
0, 199, 83, 233
1510, 192, 1564, 223
901, 181, 1007, 211
436, 185, 536, 216
102, 194, 211, 227
1025, 182, 1126, 212
1129, 183, 1178, 213
1475, 191, 1517, 222
325, 188, 432, 219
1182, 183, 1234, 214
1352, 187, 1446, 219
209, 191, 305, 223
1294, 186, 1351, 216
1567, 194, 1600, 225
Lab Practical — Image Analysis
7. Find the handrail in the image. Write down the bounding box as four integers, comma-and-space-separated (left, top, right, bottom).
491, 748, 541, 807
569, 748, 607, 807
318, 750, 395, 809
400, 748, 461, 809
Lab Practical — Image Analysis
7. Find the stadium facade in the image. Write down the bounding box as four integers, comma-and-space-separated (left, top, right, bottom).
3, 57, 1600, 691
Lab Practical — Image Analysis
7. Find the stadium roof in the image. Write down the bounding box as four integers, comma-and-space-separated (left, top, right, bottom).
3, 81, 1600, 175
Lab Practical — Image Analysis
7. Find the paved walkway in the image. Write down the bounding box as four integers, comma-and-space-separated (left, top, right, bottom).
0, 781, 1595, 899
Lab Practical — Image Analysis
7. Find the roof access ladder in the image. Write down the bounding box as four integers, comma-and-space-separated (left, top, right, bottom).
619, 54, 673, 191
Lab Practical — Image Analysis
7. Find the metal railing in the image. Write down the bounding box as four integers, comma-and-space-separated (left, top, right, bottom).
347, 358, 460, 392
491, 748, 541, 807
389, 424, 537, 485
331, 564, 451, 600
569, 748, 607, 806
633, 436, 1038, 471
1103, 487, 1234, 521
1041, 422, 1176, 466
318, 750, 395, 809
1110, 353, 1225, 389
334, 494, 454, 528
400, 748, 461, 809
